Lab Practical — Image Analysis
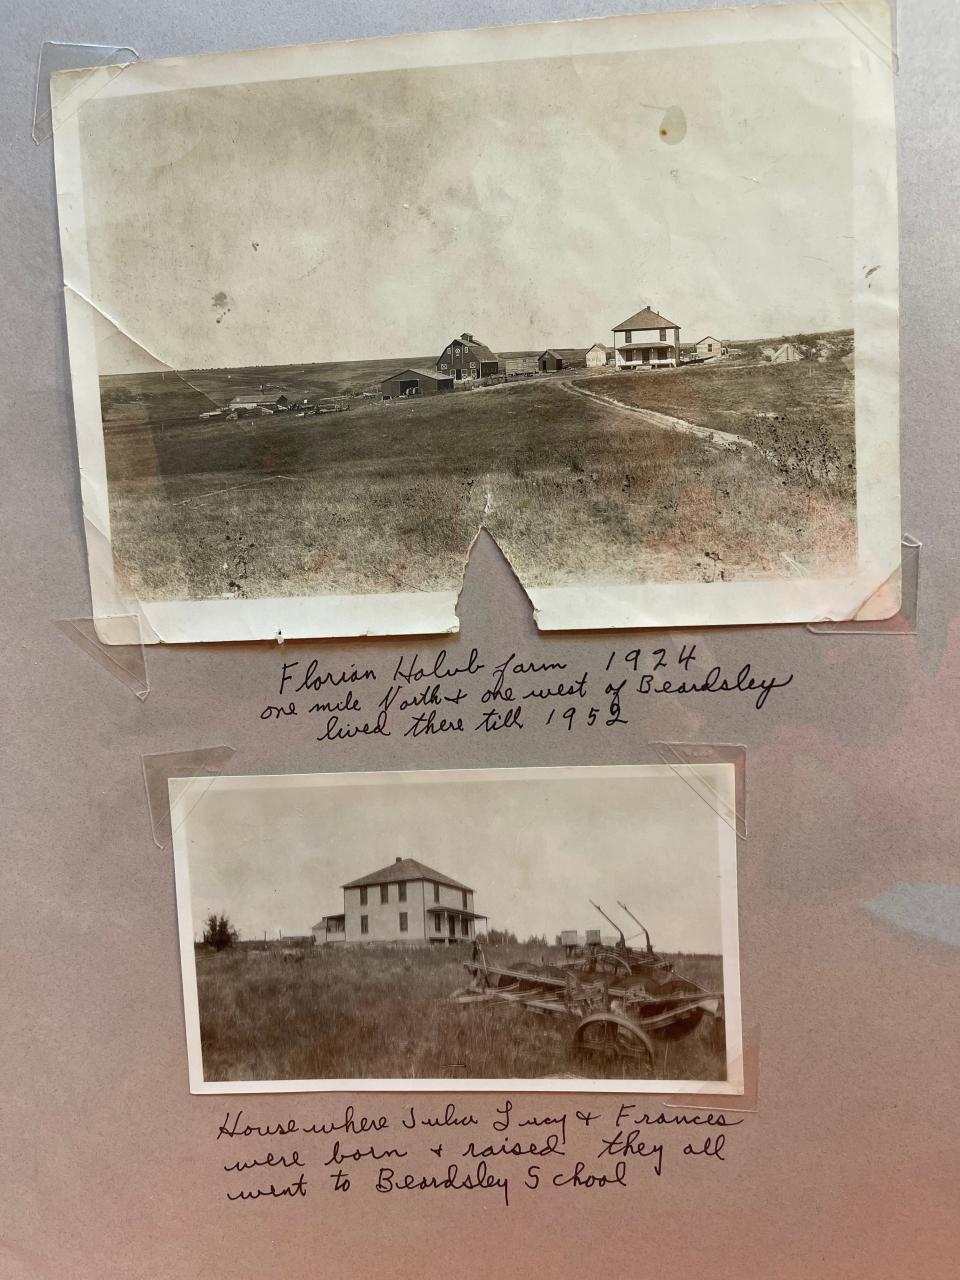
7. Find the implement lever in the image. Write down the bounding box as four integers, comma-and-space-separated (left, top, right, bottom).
617, 901, 653, 954
589, 900, 626, 949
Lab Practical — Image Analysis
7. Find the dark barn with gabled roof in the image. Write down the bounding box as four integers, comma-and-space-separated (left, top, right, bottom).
381, 367, 454, 400
436, 332, 502, 381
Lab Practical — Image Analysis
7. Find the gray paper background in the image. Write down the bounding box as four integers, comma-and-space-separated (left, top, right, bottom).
3, 2, 959, 1277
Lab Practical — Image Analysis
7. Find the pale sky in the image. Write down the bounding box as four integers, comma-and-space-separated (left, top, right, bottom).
77, 35, 853, 373
174, 767, 732, 952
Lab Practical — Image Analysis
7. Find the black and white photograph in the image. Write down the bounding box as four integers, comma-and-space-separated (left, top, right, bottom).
54, 2, 900, 641
171, 764, 743, 1093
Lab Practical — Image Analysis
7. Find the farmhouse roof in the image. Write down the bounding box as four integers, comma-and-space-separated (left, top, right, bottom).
445, 334, 499, 361
695, 335, 722, 345
382, 367, 452, 383
342, 857, 473, 892
613, 306, 678, 331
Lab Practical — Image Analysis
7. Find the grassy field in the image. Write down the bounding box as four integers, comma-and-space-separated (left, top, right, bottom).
195, 942, 726, 1084
101, 334, 857, 600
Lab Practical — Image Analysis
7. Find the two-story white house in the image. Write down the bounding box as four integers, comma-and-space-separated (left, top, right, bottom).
612, 306, 681, 369
312, 857, 483, 946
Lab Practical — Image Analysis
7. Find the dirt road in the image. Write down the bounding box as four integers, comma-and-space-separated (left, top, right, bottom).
557, 378, 757, 453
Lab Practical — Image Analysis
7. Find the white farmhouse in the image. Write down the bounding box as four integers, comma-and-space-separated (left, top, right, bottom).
313, 857, 484, 946
612, 306, 680, 369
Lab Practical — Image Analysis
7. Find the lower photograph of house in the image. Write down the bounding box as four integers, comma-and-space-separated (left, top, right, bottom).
171, 765, 743, 1093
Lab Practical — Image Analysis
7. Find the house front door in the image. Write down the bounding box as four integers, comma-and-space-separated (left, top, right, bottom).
641, 348, 651, 364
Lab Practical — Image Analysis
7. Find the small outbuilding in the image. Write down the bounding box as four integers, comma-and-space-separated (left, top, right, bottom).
381, 368, 454, 400
227, 392, 289, 416
585, 343, 607, 367
694, 336, 727, 359
770, 342, 803, 363
502, 355, 538, 377
537, 348, 587, 372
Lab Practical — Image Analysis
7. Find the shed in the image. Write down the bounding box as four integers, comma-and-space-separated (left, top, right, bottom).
381, 368, 454, 400
694, 335, 727, 359
770, 342, 803, 363
227, 392, 288, 415
537, 348, 587, 373
503, 355, 539, 377
585, 343, 607, 367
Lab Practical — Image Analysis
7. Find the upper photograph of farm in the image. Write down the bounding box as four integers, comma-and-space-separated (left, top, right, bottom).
62, 7, 898, 631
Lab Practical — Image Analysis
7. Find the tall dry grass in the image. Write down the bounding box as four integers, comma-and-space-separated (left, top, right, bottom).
196, 943, 726, 1085
104, 358, 857, 600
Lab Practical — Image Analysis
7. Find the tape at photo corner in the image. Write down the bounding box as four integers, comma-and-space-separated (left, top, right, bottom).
33, 41, 140, 144
806, 534, 921, 635
649, 743, 747, 839
820, 0, 900, 74
141, 746, 237, 848
55, 615, 150, 699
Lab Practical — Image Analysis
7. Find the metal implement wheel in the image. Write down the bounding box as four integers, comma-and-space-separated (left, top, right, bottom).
573, 1012, 655, 1072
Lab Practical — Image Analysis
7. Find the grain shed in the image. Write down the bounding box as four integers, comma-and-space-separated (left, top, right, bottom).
381, 368, 454, 399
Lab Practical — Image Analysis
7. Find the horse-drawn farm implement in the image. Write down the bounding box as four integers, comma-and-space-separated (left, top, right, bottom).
450, 902, 725, 1072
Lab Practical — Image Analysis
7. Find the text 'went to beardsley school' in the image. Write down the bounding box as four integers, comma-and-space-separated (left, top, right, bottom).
259, 644, 794, 733
215, 1102, 744, 1205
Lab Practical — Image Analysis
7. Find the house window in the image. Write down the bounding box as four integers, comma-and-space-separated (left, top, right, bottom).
360, 915, 368, 935
462, 889, 468, 909
461, 918, 469, 937
399, 912, 408, 932
359, 887, 367, 906
624, 330, 632, 343
707, 343, 714, 352
433, 883, 440, 903
398, 882, 407, 903
433, 913, 442, 931
380, 884, 389, 904
659, 328, 666, 341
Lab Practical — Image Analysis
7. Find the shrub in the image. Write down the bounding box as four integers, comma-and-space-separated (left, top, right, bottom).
203, 912, 239, 951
